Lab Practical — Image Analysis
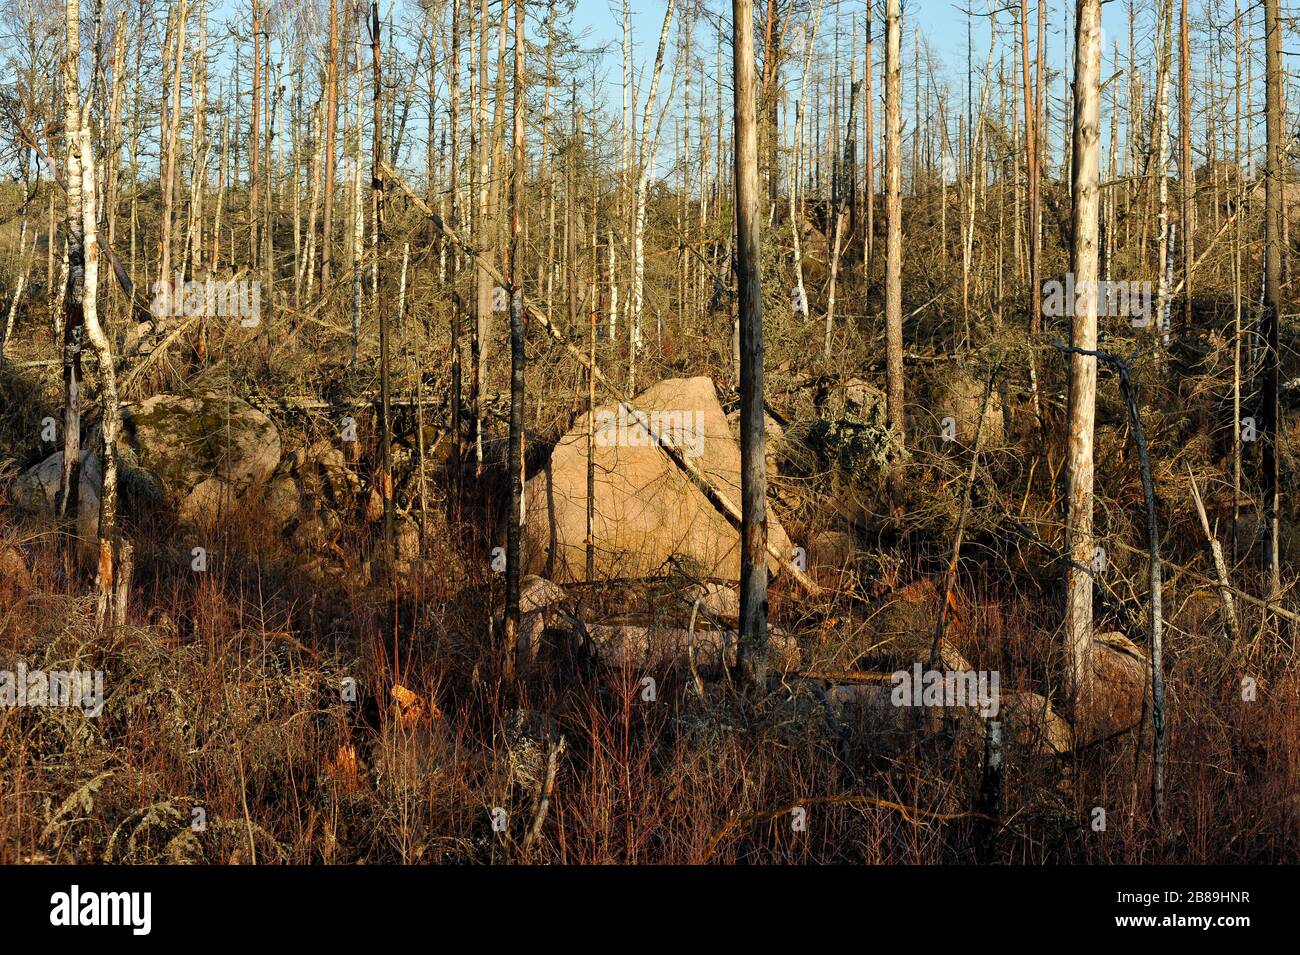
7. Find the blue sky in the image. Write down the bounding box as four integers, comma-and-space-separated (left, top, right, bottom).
551, 0, 1177, 178
151, 0, 1267, 182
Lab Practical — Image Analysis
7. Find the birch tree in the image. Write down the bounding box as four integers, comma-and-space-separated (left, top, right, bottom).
628, 0, 677, 394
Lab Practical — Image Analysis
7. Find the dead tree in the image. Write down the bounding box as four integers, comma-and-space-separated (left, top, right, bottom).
1057, 343, 1166, 830
1179, 0, 1194, 334
502, 0, 526, 682
884, 0, 904, 443
863, 0, 874, 277
1262, 0, 1282, 594
628, 0, 678, 394
57, 0, 84, 519
732, 0, 770, 686
1065, 0, 1103, 718
1019, 0, 1042, 423
370, 0, 394, 563
824, 80, 860, 357
249, 0, 261, 269
321, 0, 339, 286
472, 0, 493, 473
158, 1, 187, 288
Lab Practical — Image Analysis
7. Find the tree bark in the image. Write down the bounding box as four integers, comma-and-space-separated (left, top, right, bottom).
732, 0, 769, 687
1179, 0, 1194, 334
321, 0, 339, 286
58, 0, 84, 520
884, 0, 905, 443
371, 0, 393, 563
1262, 0, 1283, 594
1065, 0, 1102, 715
78, 122, 123, 631
503, 0, 525, 681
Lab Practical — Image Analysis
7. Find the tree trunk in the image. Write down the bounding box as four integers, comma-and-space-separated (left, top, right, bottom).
732, 0, 769, 687
1066, 0, 1102, 716
78, 122, 123, 631
1262, 0, 1282, 593
250, 0, 261, 270
863, 1, 874, 277
1179, 0, 1194, 334
321, 0, 339, 286
825, 80, 860, 356
629, 0, 678, 395
1020, 0, 1043, 425
159, 2, 187, 289
58, 0, 84, 520
503, 0, 526, 681
884, 0, 905, 443
473, 0, 492, 472
371, 0, 393, 564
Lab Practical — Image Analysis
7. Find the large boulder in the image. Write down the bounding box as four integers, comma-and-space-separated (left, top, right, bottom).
999, 689, 1072, 756
493, 575, 574, 666
15, 449, 102, 543
523, 377, 792, 583
927, 368, 1004, 448
777, 384, 905, 528
1282, 410, 1299, 477
1076, 631, 1152, 746
726, 407, 783, 474
809, 530, 857, 580
118, 392, 280, 519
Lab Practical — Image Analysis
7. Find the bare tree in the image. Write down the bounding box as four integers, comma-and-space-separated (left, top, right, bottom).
884, 0, 904, 443
321, 0, 339, 286
1065, 0, 1102, 717
733, 0, 769, 686
1179, 0, 1194, 334
503, 0, 525, 681
1262, 0, 1282, 593
56, 0, 83, 520
824, 79, 860, 356
158, 0, 187, 288
371, 0, 393, 562
628, 0, 678, 394
1019, 0, 1042, 421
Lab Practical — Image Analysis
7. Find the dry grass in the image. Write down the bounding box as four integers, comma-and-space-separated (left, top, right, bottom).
0, 469, 1295, 864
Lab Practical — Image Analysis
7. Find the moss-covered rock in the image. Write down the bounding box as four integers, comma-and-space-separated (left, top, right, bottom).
119, 392, 280, 504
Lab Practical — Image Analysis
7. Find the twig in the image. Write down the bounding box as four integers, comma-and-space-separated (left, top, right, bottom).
1186, 465, 1242, 645
521, 735, 565, 856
